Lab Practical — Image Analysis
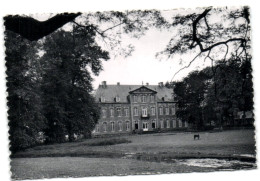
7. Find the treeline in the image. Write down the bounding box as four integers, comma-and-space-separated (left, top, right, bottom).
166, 58, 254, 130
5, 27, 109, 153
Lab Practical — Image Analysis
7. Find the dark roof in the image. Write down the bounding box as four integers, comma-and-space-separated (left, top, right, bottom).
95, 84, 174, 103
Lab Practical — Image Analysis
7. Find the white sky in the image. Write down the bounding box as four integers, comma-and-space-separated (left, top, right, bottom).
91, 8, 214, 89
92, 26, 211, 89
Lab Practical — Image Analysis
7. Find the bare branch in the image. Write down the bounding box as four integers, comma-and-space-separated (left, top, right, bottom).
171, 52, 202, 81
101, 22, 125, 34
191, 8, 247, 53
223, 44, 229, 61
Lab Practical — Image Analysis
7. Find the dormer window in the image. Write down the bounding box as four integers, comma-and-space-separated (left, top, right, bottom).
115, 96, 120, 102
100, 96, 105, 102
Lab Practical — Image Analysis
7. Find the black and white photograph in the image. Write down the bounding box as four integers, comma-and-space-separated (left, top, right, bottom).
0, 0, 259, 181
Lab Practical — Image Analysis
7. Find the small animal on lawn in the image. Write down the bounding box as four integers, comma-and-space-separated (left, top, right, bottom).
194, 134, 200, 140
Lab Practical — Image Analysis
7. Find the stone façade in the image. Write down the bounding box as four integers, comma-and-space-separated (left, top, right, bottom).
93, 81, 188, 136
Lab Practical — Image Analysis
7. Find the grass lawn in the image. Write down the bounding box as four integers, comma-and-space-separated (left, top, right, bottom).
11, 157, 217, 180
11, 129, 256, 180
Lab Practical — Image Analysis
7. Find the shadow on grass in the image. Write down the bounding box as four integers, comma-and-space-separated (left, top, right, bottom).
82, 138, 131, 146
12, 138, 132, 158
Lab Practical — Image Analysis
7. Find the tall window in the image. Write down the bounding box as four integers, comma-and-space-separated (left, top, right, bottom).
142, 108, 147, 117
167, 120, 170, 128
133, 95, 138, 102
117, 107, 121, 117
150, 95, 154, 102
96, 124, 100, 132
134, 107, 138, 116
141, 95, 146, 103
159, 107, 163, 115
185, 121, 188, 128
135, 121, 138, 129
125, 108, 129, 117
166, 107, 169, 115
173, 119, 176, 128
118, 122, 123, 131
178, 120, 182, 128
126, 121, 130, 131
111, 122, 115, 132
110, 108, 114, 117
103, 122, 107, 132
171, 105, 176, 115
151, 107, 156, 115
102, 109, 106, 118
160, 120, 164, 128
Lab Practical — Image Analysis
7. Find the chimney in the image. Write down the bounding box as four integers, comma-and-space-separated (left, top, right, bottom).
158, 82, 164, 87
117, 82, 120, 86
101, 81, 107, 88
146, 82, 149, 86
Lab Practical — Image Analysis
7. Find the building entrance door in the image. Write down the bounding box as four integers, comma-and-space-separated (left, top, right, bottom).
143, 122, 148, 131
135, 122, 138, 129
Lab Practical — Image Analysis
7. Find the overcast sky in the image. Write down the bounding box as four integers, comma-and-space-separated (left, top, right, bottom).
91, 9, 213, 89
92, 28, 211, 89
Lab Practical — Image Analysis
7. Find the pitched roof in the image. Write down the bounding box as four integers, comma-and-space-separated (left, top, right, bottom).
95, 84, 174, 103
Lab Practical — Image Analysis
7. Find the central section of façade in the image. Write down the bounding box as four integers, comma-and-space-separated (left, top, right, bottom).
93, 81, 188, 136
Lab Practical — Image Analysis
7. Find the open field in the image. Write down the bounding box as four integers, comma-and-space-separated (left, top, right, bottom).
11, 129, 257, 180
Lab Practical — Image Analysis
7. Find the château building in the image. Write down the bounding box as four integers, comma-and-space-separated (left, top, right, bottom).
93, 81, 188, 136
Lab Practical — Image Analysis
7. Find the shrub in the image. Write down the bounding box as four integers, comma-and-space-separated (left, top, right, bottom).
86, 138, 131, 146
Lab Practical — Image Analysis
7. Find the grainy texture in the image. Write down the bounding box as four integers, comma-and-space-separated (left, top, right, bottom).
11, 130, 256, 180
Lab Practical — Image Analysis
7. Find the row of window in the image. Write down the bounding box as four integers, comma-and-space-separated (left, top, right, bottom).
133, 95, 155, 103
158, 106, 175, 116
100, 96, 121, 103
136, 119, 187, 129
100, 94, 154, 103
102, 107, 129, 118
133, 106, 175, 116
95, 121, 130, 132
95, 119, 188, 133
102, 106, 176, 118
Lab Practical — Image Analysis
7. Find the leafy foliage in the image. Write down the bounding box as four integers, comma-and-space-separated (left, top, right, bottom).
174, 59, 253, 129
5, 31, 47, 152
39, 27, 109, 143
174, 70, 211, 129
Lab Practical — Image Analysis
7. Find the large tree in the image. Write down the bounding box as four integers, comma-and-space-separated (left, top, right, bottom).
174, 70, 211, 129
5, 31, 47, 152
40, 27, 109, 142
